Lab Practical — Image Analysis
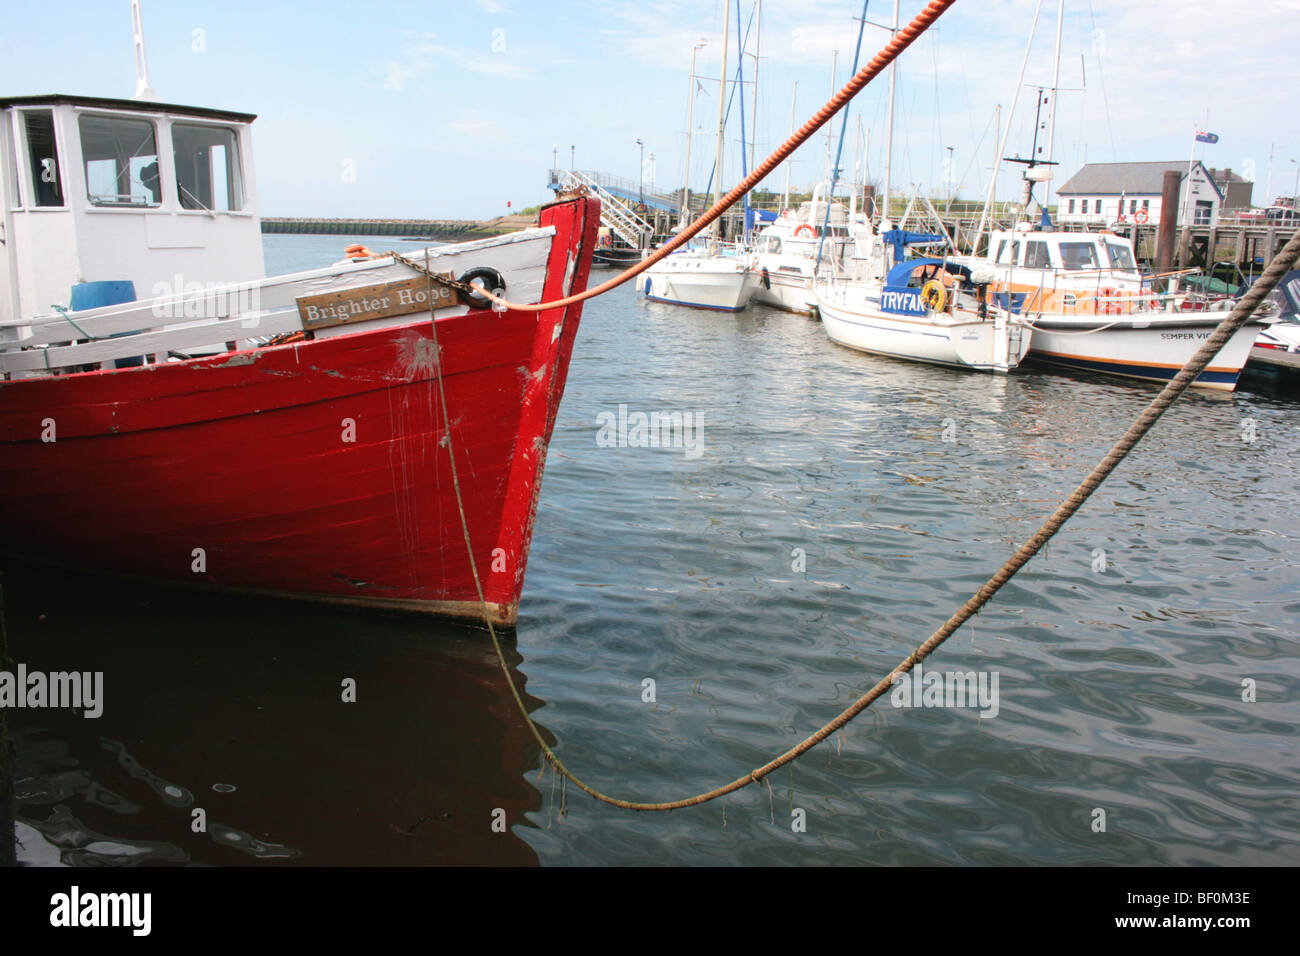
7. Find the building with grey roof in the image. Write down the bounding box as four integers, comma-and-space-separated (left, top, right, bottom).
1056, 161, 1225, 228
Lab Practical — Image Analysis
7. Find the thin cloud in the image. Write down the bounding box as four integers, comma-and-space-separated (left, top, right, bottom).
378, 29, 528, 91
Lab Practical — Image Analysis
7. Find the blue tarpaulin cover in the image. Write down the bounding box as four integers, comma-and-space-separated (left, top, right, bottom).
881, 229, 946, 262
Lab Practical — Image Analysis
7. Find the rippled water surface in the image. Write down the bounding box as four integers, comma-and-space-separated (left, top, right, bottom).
8, 234, 1299, 866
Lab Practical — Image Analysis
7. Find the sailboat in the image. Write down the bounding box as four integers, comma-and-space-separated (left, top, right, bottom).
643, 0, 758, 312
810, 2, 1032, 373
815, 228, 1031, 372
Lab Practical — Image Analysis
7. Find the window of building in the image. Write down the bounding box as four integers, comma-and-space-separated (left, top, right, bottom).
1194, 200, 1213, 226
1142, 199, 1150, 211
1081, 199, 1088, 214
79, 114, 161, 206
1130, 199, 1138, 214
1059, 241, 1099, 270
23, 110, 64, 207
1068, 199, 1075, 214
1025, 240, 1051, 269
172, 122, 244, 211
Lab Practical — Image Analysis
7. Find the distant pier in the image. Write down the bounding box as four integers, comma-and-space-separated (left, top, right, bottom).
260, 215, 535, 240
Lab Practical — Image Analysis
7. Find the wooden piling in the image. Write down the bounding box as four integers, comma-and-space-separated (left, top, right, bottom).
1156, 170, 1181, 273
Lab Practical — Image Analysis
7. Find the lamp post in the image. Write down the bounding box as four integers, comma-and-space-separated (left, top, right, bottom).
1292, 158, 1298, 203
636, 138, 645, 206
552, 144, 558, 172
570, 145, 575, 171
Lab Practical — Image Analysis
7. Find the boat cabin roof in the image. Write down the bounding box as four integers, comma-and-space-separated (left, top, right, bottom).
0, 94, 256, 124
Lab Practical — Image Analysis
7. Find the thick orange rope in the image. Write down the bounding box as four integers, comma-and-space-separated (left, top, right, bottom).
457, 228, 1298, 814
477, 0, 960, 313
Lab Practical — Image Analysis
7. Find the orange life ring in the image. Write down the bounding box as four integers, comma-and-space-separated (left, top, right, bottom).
794, 224, 816, 238
1097, 287, 1123, 315
1133, 207, 1149, 225
344, 244, 374, 260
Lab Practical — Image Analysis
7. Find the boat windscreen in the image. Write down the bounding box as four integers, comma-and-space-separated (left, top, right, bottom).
1104, 241, 1136, 271
1059, 241, 1099, 270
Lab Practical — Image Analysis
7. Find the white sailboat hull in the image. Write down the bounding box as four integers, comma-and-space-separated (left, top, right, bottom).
643, 255, 759, 312
816, 287, 1031, 373
751, 265, 817, 314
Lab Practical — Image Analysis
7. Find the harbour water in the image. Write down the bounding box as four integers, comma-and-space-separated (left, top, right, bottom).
7, 233, 1299, 866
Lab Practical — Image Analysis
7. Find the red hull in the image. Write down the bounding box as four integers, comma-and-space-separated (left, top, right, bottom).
0, 195, 600, 626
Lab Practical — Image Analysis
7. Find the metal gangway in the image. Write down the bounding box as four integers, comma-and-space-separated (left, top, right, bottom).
548, 169, 656, 249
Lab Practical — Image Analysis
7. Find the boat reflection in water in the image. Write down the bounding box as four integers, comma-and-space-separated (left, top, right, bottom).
6, 562, 553, 866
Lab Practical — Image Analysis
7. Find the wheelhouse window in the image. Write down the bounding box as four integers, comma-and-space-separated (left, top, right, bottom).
1024, 240, 1051, 269
1059, 241, 1099, 270
993, 239, 1007, 263
79, 114, 161, 206
24, 110, 64, 206
172, 122, 244, 211
1104, 241, 1136, 271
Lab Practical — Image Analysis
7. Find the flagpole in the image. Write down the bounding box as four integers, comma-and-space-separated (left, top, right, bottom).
1179, 128, 1195, 243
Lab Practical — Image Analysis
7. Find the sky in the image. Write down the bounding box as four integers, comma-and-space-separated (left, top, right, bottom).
3, 0, 1298, 220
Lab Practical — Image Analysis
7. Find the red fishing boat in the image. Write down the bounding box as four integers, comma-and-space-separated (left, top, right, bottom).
0, 92, 599, 627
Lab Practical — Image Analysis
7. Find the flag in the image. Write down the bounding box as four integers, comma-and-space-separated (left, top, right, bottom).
1195, 129, 1219, 144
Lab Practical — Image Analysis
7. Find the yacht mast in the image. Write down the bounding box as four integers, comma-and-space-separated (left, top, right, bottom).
749, 0, 762, 177
1045, 0, 1064, 211
783, 82, 797, 210
682, 39, 706, 224
711, 0, 732, 239
881, 0, 898, 221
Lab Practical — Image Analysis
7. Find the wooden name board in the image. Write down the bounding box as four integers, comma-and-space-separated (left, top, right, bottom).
296, 275, 458, 330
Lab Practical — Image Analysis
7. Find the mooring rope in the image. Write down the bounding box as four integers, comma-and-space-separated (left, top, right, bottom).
472, 0, 960, 314
428, 226, 1300, 813
406, 0, 1300, 811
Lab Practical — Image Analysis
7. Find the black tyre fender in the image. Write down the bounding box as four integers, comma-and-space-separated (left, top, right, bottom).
760, 267, 771, 291
457, 267, 507, 310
